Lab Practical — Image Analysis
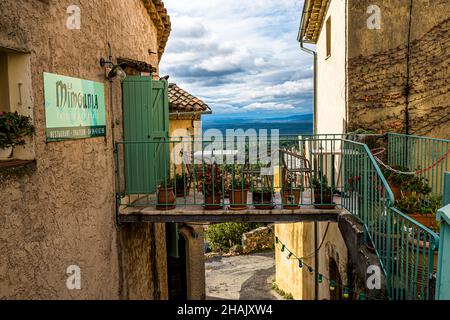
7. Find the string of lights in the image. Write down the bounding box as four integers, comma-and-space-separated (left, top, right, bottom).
275, 236, 368, 300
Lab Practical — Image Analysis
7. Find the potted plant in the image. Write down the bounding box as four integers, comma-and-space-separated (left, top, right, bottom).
312, 175, 336, 209
156, 178, 176, 210
252, 176, 274, 210
396, 193, 441, 230
175, 173, 189, 197
281, 173, 303, 209
0, 111, 34, 160
229, 173, 250, 210
201, 165, 223, 210
382, 166, 411, 201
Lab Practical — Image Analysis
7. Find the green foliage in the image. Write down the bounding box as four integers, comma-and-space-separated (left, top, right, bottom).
159, 178, 174, 189
283, 172, 304, 191
175, 173, 187, 190
0, 111, 34, 149
200, 164, 222, 196
272, 282, 294, 300
312, 175, 330, 192
397, 193, 442, 216
206, 222, 263, 252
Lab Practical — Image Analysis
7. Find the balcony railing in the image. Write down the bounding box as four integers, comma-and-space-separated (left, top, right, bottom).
115, 135, 344, 210
115, 132, 446, 300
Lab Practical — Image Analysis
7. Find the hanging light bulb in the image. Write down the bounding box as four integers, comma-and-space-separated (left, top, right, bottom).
343, 287, 349, 299
318, 274, 323, 284
287, 252, 293, 259
281, 244, 285, 252
275, 237, 279, 244
330, 280, 336, 291
298, 260, 303, 268
308, 266, 313, 273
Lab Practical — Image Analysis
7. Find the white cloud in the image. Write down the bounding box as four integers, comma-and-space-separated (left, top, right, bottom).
160, 0, 312, 117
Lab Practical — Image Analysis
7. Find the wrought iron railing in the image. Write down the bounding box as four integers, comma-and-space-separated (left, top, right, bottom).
115, 133, 443, 300
115, 135, 344, 210
386, 133, 450, 197
342, 139, 440, 300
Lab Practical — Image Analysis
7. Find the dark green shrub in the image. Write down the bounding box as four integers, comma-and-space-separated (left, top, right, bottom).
206, 222, 263, 252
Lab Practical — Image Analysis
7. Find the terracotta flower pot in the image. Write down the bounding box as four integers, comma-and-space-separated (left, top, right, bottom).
175, 184, 189, 198
387, 182, 402, 201
230, 189, 248, 210
406, 213, 436, 230
313, 190, 336, 209
204, 193, 223, 210
156, 187, 176, 210
282, 188, 301, 209
252, 190, 274, 210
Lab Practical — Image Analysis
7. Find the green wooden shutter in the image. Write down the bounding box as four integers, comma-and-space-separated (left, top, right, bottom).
122, 76, 169, 194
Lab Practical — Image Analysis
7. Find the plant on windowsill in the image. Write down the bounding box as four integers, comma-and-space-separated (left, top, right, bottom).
281, 173, 304, 210
156, 178, 175, 210
200, 164, 223, 210
229, 171, 250, 210
0, 111, 34, 161
312, 175, 336, 209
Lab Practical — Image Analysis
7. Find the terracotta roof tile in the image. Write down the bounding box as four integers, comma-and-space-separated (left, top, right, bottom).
168, 83, 210, 113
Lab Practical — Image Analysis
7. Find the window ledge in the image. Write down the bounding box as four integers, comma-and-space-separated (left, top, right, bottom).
0, 159, 35, 170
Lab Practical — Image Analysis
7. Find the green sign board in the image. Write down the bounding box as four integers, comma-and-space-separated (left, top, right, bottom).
43, 72, 106, 141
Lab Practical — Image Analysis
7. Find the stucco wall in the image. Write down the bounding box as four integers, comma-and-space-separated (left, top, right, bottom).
347, 0, 450, 139
275, 221, 348, 300
0, 0, 168, 299
316, 0, 347, 135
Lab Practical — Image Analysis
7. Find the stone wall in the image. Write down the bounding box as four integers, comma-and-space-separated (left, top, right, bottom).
347, 0, 450, 139
0, 0, 170, 299
242, 225, 274, 254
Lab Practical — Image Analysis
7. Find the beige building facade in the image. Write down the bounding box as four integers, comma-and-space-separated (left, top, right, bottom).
0, 0, 205, 300
275, 0, 450, 300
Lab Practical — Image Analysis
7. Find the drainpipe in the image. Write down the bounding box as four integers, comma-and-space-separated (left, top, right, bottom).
298, 0, 319, 300
298, 0, 317, 135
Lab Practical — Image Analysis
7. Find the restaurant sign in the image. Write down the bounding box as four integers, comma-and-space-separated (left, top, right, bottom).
44, 72, 106, 141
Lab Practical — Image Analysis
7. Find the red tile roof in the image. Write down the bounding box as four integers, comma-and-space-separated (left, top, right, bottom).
168, 83, 210, 113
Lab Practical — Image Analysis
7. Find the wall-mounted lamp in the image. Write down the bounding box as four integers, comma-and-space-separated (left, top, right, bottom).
100, 57, 128, 81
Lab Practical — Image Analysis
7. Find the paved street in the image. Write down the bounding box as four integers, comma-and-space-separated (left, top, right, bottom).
205, 252, 277, 300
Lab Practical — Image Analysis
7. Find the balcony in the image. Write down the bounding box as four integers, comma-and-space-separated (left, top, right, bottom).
115, 134, 344, 223
115, 132, 449, 300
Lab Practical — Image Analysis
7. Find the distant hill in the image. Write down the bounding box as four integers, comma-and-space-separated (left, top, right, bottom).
202, 113, 313, 135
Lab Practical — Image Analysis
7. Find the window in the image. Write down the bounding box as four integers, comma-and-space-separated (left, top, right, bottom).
326, 17, 331, 58
0, 48, 35, 161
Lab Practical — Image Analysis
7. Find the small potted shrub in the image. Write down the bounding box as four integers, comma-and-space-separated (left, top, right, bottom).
0, 111, 34, 160
252, 176, 274, 210
229, 173, 250, 210
396, 193, 441, 230
312, 175, 336, 209
281, 173, 303, 209
175, 173, 189, 197
156, 178, 176, 210
201, 165, 223, 210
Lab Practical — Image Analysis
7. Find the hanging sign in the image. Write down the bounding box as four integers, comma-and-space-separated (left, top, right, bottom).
43, 72, 106, 141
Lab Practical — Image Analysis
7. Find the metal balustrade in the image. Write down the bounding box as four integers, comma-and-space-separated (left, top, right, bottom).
115, 133, 445, 300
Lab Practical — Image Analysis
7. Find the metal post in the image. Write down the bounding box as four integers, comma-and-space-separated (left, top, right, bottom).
436, 172, 450, 299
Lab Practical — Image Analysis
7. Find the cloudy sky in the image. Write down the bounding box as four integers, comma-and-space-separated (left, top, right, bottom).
159, 0, 313, 119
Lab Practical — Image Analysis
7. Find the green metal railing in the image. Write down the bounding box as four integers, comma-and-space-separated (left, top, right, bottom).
387, 133, 450, 196
115, 133, 444, 300
115, 135, 345, 209
342, 139, 440, 300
